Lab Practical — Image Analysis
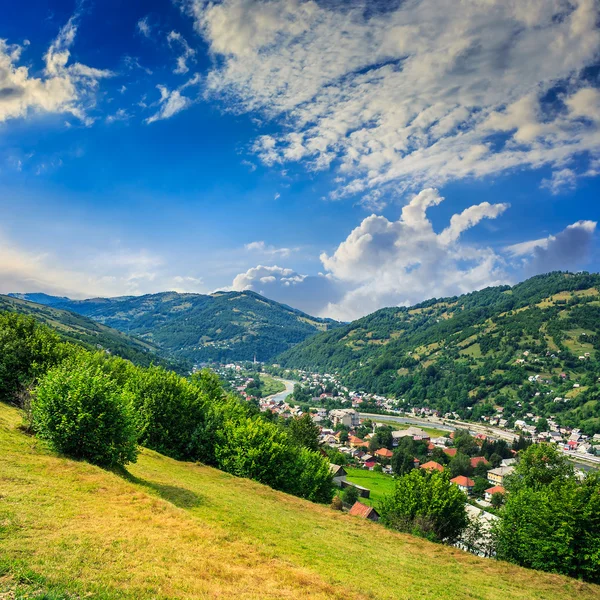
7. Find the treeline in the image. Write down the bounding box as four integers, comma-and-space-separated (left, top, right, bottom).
375, 443, 600, 583
0, 311, 334, 504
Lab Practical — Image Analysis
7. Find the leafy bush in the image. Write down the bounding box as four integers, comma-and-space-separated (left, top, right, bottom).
0, 312, 68, 404
32, 355, 138, 468
494, 444, 600, 582
342, 485, 359, 506
380, 469, 468, 543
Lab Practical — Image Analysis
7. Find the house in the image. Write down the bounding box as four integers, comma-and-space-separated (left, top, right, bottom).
329, 464, 347, 486
391, 426, 430, 445
450, 475, 475, 494
470, 456, 488, 469
349, 436, 367, 448
484, 485, 506, 502
374, 447, 393, 460
500, 458, 516, 467
487, 466, 515, 486
420, 461, 444, 472
348, 501, 380, 522
443, 447, 457, 458
329, 408, 360, 428
364, 460, 377, 470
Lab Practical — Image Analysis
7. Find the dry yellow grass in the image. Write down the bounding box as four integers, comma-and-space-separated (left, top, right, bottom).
1, 402, 599, 600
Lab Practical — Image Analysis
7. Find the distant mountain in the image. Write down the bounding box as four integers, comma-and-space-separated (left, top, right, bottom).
0, 295, 178, 370
11, 290, 341, 363
277, 272, 600, 434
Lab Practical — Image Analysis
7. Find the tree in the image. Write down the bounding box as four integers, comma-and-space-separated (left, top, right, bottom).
379, 470, 468, 543
391, 447, 415, 475
449, 452, 472, 477
342, 485, 359, 506
32, 354, 138, 468
288, 413, 320, 451
510, 443, 573, 490
535, 417, 549, 433
473, 461, 490, 478
126, 365, 208, 460
0, 312, 68, 405
490, 492, 504, 508
494, 445, 600, 583
472, 477, 489, 497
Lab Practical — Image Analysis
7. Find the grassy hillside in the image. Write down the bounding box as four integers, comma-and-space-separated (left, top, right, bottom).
278, 272, 600, 433
0, 295, 177, 370
12, 290, 341, 364
1, 402, 597, 600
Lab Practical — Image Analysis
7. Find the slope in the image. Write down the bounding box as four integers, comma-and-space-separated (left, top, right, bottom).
11, 290, 341, 363
278, 272, 600, 433
1, 402, 597, 600
0, 295, 175, 370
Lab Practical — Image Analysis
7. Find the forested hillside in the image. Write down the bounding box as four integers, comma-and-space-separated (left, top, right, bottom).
0, 295, 173, 369
278, 272, 600, 434
11, 290, 341, 363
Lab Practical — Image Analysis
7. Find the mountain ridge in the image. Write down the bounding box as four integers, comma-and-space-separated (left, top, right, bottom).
277, 272, 600, 434
0, 294, 178, 369
10, 289, 342, 364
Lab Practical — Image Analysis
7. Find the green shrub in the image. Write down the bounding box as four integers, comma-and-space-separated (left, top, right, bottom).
379, 470, 467, 543
32, 355, 138, 468
342, 485, 359, 506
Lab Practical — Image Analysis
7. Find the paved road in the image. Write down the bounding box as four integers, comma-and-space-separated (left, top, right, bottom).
359, 412, 456, 434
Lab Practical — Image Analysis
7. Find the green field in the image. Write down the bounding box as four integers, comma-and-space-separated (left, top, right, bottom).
344, 467, 397, 506
1, 401, 598, 600
259, 374, 286, 397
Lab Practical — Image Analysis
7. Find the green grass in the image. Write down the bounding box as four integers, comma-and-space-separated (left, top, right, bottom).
344, 467, 396, 507
259, 374, 286, 397
1, 401, 598, 600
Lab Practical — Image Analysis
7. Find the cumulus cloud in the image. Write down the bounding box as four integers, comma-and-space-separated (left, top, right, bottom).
509, 221, 598, 276
167, 30, 197, 74
189, 0, 600, 205
0, 236, 205, 298
318, 189, 510, 319
227, 190, 598, 320
0, 17, 111, 125
228, 265, 343, 316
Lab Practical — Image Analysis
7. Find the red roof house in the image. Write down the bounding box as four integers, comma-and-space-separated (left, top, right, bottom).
375, 447, 393, 459
450, 475, 475, 493
348, 501, 380, 522
420, 461, 444, 472
470, 456, 488, 468
484, 485, 506, 501
443, 448, 457, 457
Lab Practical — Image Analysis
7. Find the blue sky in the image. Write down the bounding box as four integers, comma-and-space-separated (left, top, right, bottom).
1, 0, 599, 319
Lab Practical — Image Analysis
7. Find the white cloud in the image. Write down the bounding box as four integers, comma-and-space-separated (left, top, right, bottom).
227, 190, 598, 320
189, 0, 600, 205
244, 240, 296, 258
319, 189, 509, 319
509, 220, 598, 276
167, 31, 197, 75
0, 236, 205, 298
146, 74, 201, 123
0, 17, 111, 125
228, 265, 343, 316
137, 16, 152, 38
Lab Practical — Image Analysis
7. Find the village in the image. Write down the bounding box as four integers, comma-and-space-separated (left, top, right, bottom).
214, 363, 600, 461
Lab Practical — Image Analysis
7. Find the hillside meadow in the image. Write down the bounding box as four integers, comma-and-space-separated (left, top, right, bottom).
1, 403, 598, 600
